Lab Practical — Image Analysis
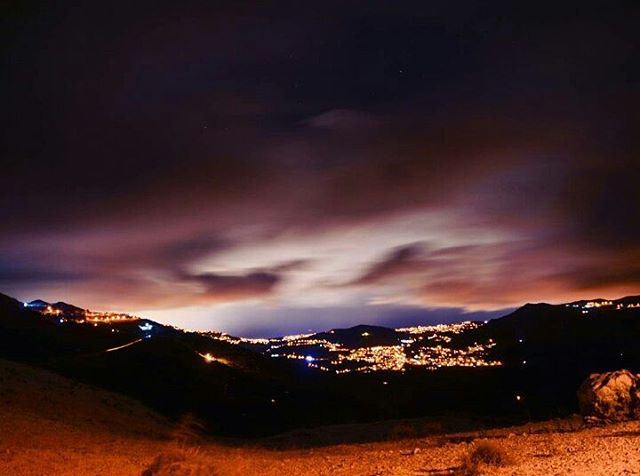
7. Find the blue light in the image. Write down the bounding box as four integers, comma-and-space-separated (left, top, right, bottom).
305, 355, 314, 362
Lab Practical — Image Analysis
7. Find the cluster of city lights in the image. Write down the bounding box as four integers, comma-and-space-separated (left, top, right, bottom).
208, 333, 271, 346
568, 300, 640, 315
27, 302, 140, 324
208, 320, 501, 374
584, 300, 613, 308
405, 342, 501, 370
396, 321, 483, 334
85, 311, 140, 323
338, 345, 407, 371
302, 340, 501, 373
41, 305, 63, 316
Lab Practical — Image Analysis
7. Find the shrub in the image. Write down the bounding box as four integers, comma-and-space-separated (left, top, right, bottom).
142, 445, 214, 476
171, 414, 206, 446
143, 414, 212, 475
459, 441, 512, 475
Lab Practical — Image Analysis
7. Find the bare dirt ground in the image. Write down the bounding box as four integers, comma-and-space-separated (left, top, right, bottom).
1, 359, 639, 475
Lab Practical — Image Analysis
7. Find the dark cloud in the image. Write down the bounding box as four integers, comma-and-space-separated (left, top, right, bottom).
344, 238, 640, 310
350, 243, 427, 285
187, 271, 281, 302
267, 259, 312, 273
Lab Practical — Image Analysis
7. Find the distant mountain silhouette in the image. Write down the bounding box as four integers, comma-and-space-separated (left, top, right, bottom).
312, 324, 408, 347
52, 301, 86, 314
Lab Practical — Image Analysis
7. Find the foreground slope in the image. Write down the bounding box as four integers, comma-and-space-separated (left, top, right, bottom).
0, 358, 172, 475
1, 358, 639, 475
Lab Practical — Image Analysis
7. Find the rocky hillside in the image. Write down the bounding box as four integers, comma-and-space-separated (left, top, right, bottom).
2, 358, 640, 475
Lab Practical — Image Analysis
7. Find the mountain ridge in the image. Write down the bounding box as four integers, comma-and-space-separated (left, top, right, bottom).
1, 290, 639, 437
10, 292, 640, 338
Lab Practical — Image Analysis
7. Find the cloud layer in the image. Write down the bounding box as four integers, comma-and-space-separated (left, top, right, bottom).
1, 0, 639, 334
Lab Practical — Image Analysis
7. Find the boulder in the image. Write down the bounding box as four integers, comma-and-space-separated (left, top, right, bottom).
577, 370, 640, 422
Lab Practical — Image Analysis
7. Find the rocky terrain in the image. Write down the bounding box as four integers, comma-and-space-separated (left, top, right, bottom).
1, 358, 639, 475
578, 369, 640, 422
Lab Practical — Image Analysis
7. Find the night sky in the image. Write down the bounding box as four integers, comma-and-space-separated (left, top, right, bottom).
2, 1, 639, 336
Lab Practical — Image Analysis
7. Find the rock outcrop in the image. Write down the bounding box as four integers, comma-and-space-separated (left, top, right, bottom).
577, 370, 640, 422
